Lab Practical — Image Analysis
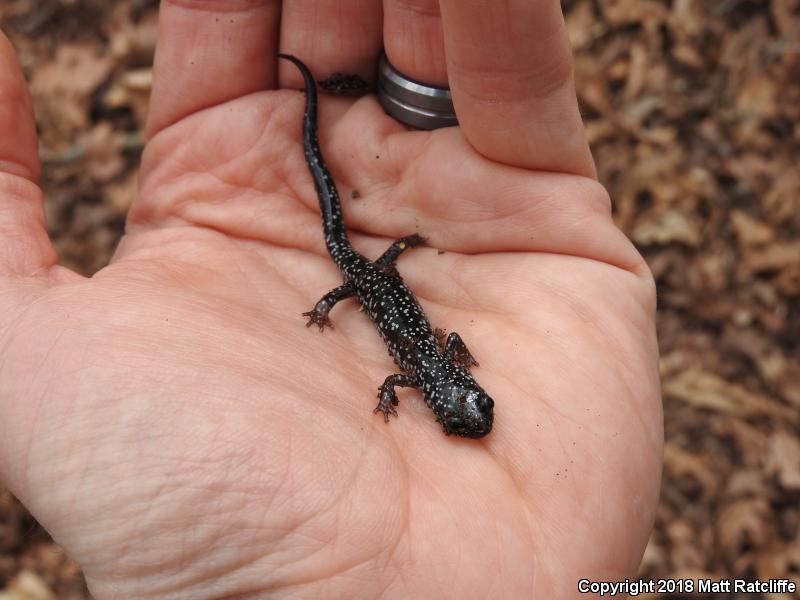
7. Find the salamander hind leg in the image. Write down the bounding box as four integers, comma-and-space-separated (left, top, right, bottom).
444, 331, 480, 368
303, 284, 355, 331
374, 374, 418, 422
376, 234, 427, 267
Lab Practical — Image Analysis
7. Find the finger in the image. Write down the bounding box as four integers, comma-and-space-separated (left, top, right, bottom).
0, 31, 57, 276
146, 0, 281, 139
0, 31, 39, 183
278, 1, 382, 84
383, 0, 447, 87
440, 0, 596, 178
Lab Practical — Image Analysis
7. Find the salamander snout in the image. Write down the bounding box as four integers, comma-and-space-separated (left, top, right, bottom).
439, 386, 495, 439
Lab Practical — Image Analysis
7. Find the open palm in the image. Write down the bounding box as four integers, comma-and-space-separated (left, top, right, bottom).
0, 2, 661, 599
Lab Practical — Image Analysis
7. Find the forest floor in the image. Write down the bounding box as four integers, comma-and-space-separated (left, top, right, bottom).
0, 1, 798, 598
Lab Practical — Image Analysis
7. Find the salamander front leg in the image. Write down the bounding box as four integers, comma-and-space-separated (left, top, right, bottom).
303, 284, 355, 331
376, 234, 427, 267
444, 332, 479, 368
374, 374, 419, 422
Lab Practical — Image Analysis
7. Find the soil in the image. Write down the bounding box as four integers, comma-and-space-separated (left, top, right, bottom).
1, 1, 798, 598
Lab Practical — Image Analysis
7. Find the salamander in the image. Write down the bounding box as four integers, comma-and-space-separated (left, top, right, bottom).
279, 54, 494, 438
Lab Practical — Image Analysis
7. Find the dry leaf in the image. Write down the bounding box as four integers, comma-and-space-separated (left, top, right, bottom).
0, 570, 55, 600
717, 498, 773, 558
764, 430, 800, 490
30, 43, 113, 133
743, 241, 800, 274
663, 369, 797, 422
632, 210, 702, 247
664, 443, 720, 497
730, 209, 776, 246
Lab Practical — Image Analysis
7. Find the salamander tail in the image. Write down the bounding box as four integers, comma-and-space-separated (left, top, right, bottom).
279, 54, 350, 259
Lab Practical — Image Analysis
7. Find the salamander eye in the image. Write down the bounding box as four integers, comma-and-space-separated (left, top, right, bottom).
457, 394, 467, 405
477, 394, 494, 413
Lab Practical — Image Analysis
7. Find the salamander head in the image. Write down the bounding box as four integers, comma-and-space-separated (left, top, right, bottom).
436, 384, 494, 438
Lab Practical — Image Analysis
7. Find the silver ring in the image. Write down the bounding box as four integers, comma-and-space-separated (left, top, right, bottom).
377, 53, 457, 130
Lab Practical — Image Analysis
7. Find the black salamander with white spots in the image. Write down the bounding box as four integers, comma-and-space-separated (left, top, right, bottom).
279, 54, 494, 438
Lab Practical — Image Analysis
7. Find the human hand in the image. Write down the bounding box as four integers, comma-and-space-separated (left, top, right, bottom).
0, 2, 661, 598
